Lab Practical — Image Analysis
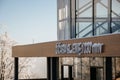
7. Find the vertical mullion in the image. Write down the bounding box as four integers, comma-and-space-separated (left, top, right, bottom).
114, 57, 116, 79
110, 0, 112, 33
70, 0, 76, 38
75, 0, 79, 38
14, 57, 18, 80
106, 57, 112, 80
47, 57, 51, 80
103, 57, 105, 80
75, 0, 76, 38
61, 65, 64, 80
108, 0, 112, 33
81, 58, 82, 80
70, 0, 72, 39
92, 0, 95, 36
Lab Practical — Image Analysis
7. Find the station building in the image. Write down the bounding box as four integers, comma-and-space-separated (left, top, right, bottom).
12, 0, 120, 80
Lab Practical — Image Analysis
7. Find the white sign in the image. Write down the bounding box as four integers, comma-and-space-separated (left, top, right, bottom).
56, 42, 103, 55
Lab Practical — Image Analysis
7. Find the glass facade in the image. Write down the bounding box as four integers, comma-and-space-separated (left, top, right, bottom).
75, 0, 120, 38
76, 0, 93, 38
57, 0, 71, 40
112, 0, 120, 33
57, 0, 120, 80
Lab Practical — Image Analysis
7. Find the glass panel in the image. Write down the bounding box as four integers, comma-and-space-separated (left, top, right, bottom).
64, 66, 69, 78
94, 0, 109, 35
94, 22, 109, 35
58, 21, 65, 39
112, 0, 120, 33
96, 68, 104, 80
76, 0, 92, 38
96, 0, 108, 17
76, 22, 92, 38
64, 20, 70, 40
19, 57, 47, 79
58, 0, 69, 20
76, 0, 92, 17
58, 0, 70, 40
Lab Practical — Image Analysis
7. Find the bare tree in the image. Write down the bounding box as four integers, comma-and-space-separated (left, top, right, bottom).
0, 32, 32, 80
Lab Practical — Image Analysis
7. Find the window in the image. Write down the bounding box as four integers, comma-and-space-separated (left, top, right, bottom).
57, 0, 70, 40
76, 0, 92, 38
112, 0, 120, 33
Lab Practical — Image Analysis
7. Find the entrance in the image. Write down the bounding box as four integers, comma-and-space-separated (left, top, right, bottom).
61, 65, 73, 80
90, 67, 103, 80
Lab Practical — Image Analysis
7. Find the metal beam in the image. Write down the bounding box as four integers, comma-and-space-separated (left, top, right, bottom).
14, 57, 18, 80
106, 57, 112, 80
47, 57, 59, 80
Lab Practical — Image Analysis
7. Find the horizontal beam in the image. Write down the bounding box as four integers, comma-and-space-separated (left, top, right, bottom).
12, 34, 120, 57
76, 17, 120, 22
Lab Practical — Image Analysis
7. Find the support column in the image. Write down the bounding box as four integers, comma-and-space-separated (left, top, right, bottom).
52, 57, 59, 80
47, 57, 59, 80
71, 0, 76, 38
14, 57, 18, 80
47, 57, 51, 80
106, 57, 112, 80
69, 66, 73, 80
61, 65, 64, 80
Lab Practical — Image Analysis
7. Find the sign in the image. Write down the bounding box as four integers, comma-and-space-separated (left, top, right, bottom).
56, 42, 103, 55
12, 34, 120, 57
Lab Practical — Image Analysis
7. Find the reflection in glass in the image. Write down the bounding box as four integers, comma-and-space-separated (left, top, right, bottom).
58, 0, 70, 40
76, 0, 92, 17
94, 0, 109, 35
94, 22, 109, 35
96, 68, 104, 80
76, 0, 92, 38
112, 0, 120, 33
76, 22, 92, 38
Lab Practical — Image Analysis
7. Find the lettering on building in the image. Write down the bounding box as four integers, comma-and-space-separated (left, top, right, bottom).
56, 42, 103, 55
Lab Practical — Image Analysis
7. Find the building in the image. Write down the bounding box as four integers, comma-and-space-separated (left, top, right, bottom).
57, 0, 120, 80
12, 0, 120, 80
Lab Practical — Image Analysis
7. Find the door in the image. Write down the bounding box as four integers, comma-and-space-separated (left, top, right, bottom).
90, 67, 96, 80
61, 65, 73, 80
90, 67, 103, 80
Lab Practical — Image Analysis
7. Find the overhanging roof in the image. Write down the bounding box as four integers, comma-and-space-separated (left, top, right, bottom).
12, 33, 120, 57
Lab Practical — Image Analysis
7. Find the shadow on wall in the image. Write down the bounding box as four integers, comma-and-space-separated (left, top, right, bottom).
116, 72, 120, 80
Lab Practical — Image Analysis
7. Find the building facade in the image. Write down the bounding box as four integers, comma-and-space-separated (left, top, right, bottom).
57, 0, 120, 80
12, 0, 120, 80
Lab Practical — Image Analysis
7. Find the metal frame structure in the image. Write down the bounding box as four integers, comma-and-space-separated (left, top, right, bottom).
57, 0, 120, 80
75, 0, 120, 38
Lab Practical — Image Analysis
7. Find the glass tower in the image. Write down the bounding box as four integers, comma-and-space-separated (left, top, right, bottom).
57, 0, 120, 80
